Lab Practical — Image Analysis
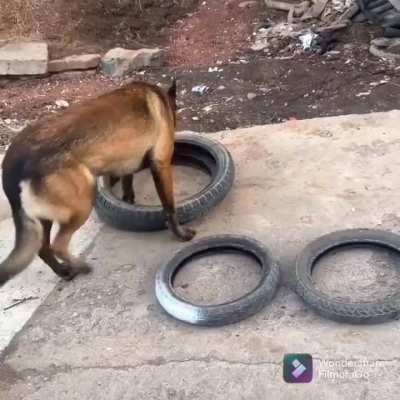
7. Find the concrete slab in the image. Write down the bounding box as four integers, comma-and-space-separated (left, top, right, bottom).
2, 111, 400, 399
0, 42, 48, 75
48, 54, 101, 73
101, 48, 165, 77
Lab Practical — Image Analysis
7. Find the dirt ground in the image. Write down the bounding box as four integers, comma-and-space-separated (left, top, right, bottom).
1, 0, 400, 146
0, 0, 200, 59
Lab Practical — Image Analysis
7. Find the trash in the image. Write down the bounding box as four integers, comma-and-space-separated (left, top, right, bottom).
202, 105, 214, 112
191, 84, 210, 96
299, 32, 318, 50
208, 67, 223, 72
247, 92, 257, 100
311, 31, 339, 54
217, 85, 226, 90
55, 99, 69, 108
299, 31, 337, 53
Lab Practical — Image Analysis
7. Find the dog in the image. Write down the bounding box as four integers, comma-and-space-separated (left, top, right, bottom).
0, 80, 195, 285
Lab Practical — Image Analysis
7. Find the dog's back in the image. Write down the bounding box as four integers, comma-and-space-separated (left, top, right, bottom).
3, 81, 175, 192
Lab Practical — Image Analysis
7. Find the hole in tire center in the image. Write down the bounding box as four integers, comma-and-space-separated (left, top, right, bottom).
313, 244, 400, 302
110, 165, 210, 206
173, 251, 262, 305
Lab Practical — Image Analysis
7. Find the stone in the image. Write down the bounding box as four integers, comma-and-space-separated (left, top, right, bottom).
48, 54, 101, 72
0, 41, 48, 75
247, 92, 257, 100
54, 99, 69, 108
101, 48, 165, 77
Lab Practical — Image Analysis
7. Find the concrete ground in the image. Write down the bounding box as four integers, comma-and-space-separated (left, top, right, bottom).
1, 111, 400, 399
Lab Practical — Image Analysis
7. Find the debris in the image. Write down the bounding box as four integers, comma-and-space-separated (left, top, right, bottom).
0, 42, 48, 75
302, 0, 329, 19
315, 22, 348, 32
217, 85, 226, 90
255, 0, 355, 55
265, 0, 310, 17
55, 99, 70, 108
369, 78, 390, 86
247, 92, 257, 100
202, 105, 214, 112
0, 118, 28, 133
369, 37, 400, 61
192, 84, 210, 96
251, 23, 297, 52
356, 91, 371, 97
3, 296, 39, 311
101, 47, 165, 77
48, 54, 101, 73
238, 1, 258, 7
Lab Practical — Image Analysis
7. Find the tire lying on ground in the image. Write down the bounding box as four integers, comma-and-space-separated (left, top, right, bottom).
296, 229, 400, 324
155, 235, 281, 326
95, 133, 235, 231
358, 0, 400, 37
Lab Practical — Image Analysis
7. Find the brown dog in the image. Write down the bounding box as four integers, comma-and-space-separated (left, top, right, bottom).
0, 80, 195, 285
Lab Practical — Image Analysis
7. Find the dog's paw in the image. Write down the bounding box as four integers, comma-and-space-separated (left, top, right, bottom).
122, 194, 135, 204
58, 263, 93, 281
178, 227, 196, 242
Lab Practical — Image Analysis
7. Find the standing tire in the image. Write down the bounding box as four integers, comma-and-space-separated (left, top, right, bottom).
95, 133, 235, 231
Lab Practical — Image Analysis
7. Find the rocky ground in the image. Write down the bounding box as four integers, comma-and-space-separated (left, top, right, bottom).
1, 0, 400, 147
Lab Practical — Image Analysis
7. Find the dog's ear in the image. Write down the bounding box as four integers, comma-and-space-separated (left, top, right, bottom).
168, 78, 177, 106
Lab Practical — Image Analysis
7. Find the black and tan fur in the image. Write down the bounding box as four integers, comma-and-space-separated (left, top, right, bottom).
0, 80, 195, 285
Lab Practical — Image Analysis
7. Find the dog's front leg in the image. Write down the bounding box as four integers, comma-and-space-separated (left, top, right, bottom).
121, 174, 135, 204
150, 159, 195, 241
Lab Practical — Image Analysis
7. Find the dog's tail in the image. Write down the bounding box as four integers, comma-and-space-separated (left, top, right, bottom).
0, 206, 42, 286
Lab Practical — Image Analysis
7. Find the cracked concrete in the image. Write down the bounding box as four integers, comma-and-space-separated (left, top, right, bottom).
2, 111, 400, 399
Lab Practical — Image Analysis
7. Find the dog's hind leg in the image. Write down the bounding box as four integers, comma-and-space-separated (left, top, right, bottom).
32, 165, 95, 280
52, 214, 92, 278
39, 219, 87, 280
